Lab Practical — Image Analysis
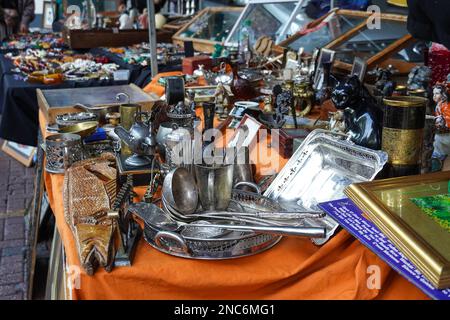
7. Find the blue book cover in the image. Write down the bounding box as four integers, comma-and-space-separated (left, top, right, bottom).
318, 199, 450, 300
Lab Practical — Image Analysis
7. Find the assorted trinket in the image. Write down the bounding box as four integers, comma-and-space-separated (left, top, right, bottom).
30, 8, 450, 280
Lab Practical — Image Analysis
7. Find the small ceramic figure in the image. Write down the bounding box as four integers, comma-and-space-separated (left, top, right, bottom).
407, 66, 432, 92
193, 64, 205, 78
432, 84, 450, 160
214, 83, 232, 119
370, 65, 397, 97
331, 75, 383, 150
263, 95, 273, 113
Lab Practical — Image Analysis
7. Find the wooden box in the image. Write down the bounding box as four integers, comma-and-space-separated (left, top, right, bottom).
62, 28, 173, 49
271, 128, 311, 158
38, 84, 159, 124
182, 55, 212, 74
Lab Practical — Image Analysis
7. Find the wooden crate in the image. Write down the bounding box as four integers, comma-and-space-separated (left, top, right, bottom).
38, 84, 159, 124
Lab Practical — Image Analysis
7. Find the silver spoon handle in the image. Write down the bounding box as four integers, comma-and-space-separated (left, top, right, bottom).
188, 223, 326, 238
201, 211, 325, 220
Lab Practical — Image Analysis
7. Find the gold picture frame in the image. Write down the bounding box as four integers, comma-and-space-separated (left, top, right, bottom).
345, 171, 450, 289
1, 140, 36, 167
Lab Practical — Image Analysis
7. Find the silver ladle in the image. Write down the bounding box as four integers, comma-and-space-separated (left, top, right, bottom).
162, 167, 198, 215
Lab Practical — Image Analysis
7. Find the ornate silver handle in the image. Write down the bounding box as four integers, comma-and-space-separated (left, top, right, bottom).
154, 231, 190, 255
234, 181, 261, 195
207, 170, 215, 210
187, 223, 327, 239
116, 92, 131, 104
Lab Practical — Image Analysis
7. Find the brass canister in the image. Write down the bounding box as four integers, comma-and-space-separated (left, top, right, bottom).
119, 103, 141, 156
382, 96, 427, 177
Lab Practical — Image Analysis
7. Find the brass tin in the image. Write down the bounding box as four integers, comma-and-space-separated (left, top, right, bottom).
381, 128, 424, 165
383, 96, 428, 108
382, 96, 427, 177
119, 104, 141, 156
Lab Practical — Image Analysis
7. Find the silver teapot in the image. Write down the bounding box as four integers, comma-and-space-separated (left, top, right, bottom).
114, 112, 157, 167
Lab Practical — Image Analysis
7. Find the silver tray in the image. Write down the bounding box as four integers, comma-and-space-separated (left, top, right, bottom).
132, 202, 282, 260
264, 130, 388, 245
143, 227, 282, 260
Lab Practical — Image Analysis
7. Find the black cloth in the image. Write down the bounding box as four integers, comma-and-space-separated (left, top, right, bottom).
0, 55, 128, 146
1, 1, 18, 10
0, 50, 181, 147
90, 47, 143, 84
407, 0, 450, 49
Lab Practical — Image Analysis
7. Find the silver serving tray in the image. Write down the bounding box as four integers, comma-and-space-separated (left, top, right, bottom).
264, 130, 388, 245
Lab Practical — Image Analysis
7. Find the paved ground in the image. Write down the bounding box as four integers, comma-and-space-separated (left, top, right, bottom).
0, 141, 36, 300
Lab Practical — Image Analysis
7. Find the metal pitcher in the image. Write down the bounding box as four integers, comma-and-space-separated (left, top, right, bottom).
194, 164, 234, 211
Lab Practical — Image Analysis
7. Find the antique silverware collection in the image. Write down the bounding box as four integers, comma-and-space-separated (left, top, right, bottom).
42, 75, 391, 261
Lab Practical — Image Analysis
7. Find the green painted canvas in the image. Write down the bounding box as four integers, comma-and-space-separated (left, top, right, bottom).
411, 193, 450, 233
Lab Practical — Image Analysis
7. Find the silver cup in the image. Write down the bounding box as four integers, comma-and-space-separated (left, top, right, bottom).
194, 164, 234, 211
44, 133, 84, 174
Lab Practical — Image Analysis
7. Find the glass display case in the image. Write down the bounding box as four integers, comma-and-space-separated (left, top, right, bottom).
172, 7, 243, 53
278, 9, 369, 54
327, 12, 418, 73
225, 0, 310, 47
279, 10, 418, 74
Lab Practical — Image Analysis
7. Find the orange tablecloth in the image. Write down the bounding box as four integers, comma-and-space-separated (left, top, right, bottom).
38, 93, 429, 300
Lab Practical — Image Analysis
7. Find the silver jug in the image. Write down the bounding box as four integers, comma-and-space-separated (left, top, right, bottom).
194, 164, 234, 211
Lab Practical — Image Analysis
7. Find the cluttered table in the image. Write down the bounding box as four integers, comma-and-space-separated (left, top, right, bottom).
37, 76, 429, 300
0, 33, 182, 147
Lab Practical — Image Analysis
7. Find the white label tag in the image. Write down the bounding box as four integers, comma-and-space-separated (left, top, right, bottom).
112, 28, 119, 34
113, 69, 130, 81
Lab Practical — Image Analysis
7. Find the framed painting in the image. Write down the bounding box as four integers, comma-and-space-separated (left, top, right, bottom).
42, 1, 57, 29
345, 171, 450, 289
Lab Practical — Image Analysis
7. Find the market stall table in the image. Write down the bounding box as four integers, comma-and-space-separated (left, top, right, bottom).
0, 53, 129, 147
38, 107, 429, 300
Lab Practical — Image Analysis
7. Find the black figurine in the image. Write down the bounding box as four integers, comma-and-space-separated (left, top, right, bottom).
331, 75, 383, 150
407, 66, 432, 92
370, 65, 397, 97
